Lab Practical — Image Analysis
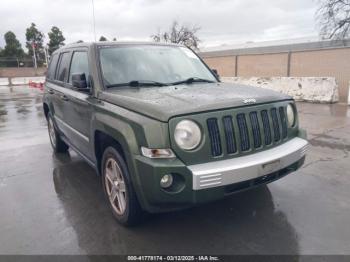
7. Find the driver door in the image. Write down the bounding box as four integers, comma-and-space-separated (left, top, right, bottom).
62, 49, 94, 161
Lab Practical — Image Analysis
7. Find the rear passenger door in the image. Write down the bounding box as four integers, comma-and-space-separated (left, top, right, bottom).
46, 51, 72, 138
62, 49, 94, 160
45, 53, 59, 113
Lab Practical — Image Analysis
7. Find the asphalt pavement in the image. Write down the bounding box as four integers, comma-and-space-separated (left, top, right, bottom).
0, 85, 349, 255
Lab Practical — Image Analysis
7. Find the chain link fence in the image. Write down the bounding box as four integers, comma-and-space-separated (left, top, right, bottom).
0, 57, 47, 68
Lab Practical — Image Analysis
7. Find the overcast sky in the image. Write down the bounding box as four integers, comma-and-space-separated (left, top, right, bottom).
0, 0, 319, 50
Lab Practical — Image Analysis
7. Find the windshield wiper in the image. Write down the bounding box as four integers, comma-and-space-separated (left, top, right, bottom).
107, 80, 168, 88
170, 77, 216, 86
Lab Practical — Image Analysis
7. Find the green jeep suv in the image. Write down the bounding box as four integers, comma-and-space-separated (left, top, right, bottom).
43, 42, 308, 225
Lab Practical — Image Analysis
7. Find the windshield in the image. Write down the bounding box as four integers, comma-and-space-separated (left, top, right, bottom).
99, 45, 217, 87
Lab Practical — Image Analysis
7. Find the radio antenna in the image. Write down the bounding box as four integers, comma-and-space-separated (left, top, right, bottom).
91, 0, 97, 41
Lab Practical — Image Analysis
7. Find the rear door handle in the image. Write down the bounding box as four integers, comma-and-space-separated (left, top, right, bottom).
60, 95, 69, 101
48, 89, 54, 94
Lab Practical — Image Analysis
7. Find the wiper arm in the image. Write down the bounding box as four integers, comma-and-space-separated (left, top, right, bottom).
170, 77, 216, 86
107, 80, 168, 88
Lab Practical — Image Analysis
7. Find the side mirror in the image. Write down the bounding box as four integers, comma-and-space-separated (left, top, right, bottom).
72, 73, 88, 90
212, 69, 219, 79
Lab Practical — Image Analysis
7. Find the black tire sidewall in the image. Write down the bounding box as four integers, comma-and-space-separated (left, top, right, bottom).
47, 113, 68, 153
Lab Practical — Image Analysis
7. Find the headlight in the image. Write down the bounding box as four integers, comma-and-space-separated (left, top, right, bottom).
174, 120, 202, 150
287, 104, 295, 127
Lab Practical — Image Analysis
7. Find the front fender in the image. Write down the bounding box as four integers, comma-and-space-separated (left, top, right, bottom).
91, 101, 170, 211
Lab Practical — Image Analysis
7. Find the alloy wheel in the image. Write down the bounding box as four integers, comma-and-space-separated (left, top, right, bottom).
104, 158, 127, 215
48, 117, 57, 146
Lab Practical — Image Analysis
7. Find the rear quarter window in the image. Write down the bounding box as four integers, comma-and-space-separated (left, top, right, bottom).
46, 54, 58, 80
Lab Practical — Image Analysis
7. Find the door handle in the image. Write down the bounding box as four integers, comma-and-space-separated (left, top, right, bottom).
48, 89, 54, 94
60, 95, 69, 101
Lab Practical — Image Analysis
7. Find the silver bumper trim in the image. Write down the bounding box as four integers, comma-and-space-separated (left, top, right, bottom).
189, 137, 308, 190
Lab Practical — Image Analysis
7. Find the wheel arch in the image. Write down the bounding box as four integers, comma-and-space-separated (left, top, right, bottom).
93, 126, 150, 211
94, 130, 127, 174
91, 119, 140, 177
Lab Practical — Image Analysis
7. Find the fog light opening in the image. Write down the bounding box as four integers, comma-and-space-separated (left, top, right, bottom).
160, 174, 173, 188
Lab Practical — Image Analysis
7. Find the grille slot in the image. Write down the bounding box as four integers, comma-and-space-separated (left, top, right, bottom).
261, 110, 272, 145
249, 112, 262, 148
223, 116, 237, 154
237, 113, 250, 151
207, 118, 222, 156
271, 108, 281, 142
279, 107, 288, 139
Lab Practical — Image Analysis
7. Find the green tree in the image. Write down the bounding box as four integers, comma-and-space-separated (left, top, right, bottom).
0, 48, 3, 67
3, 31, 24, 58
48, 26, 65, 55
0, 47, 3, 67
99, 36, 108, 41
25, 23, 45, 65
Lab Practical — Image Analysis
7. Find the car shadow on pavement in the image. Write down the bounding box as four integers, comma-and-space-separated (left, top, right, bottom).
52, 152, 299, 255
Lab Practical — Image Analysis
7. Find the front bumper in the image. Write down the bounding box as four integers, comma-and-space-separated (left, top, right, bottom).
134, 137, 308, 213
189, 137, 308, 190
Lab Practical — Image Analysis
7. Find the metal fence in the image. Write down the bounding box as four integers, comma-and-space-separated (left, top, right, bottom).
0, 57, 47, 68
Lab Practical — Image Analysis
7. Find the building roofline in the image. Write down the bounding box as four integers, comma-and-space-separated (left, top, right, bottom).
199, 38, 350, 57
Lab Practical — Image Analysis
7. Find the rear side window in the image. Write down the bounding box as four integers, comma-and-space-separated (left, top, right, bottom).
55, 52, 71, 82
46, 54, 58, 80
69, 52, 89, 84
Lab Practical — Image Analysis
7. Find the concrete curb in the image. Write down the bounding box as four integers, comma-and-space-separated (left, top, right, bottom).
0, 78, 9, 86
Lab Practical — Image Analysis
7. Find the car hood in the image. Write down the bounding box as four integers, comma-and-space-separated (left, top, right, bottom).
99, 82, 292, 122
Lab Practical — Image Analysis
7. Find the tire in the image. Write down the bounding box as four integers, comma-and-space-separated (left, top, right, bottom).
47, 113, 69, 153
101, 146, 144, 226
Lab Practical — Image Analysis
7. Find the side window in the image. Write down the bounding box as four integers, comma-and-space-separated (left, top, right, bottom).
69, 52, 89, 85
46, 54, 58, 80
55, 52, 71, 82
